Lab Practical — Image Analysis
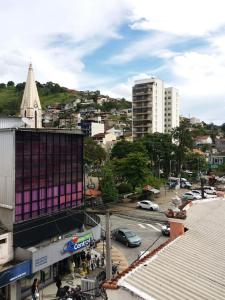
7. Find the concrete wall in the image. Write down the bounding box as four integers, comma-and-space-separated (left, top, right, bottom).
0, 207, 14, 231
0, 131, 15, 209
91, 122, 104, 137
0, 118, 24, 129
0, 232, 13, 264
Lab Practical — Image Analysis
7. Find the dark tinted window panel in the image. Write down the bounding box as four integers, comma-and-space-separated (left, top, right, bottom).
15, 131, 83, 223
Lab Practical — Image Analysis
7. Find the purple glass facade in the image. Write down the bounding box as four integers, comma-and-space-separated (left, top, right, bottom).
15, 131, 83, 222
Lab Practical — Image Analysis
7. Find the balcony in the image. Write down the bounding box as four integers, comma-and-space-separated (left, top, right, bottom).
133, 109, 152, 114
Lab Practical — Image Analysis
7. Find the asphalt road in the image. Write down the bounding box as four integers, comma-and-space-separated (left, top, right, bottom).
100, 214, 168, 264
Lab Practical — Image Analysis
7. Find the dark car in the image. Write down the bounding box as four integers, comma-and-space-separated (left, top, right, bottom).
161, 224, 170, 236
112, 228, 141, 247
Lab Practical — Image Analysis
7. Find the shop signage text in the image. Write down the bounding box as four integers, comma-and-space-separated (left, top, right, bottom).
0, 260, 31, 288
62, 234, 92, 254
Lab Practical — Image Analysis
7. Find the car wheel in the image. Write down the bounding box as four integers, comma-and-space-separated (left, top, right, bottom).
149, 207, 153, 211
125, 241, 129, 247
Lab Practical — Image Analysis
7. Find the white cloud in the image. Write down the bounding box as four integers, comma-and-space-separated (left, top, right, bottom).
107, 32, 177, 64
1, 0, 225, 124
128, 0, 225, 36
0, 0, 129, 86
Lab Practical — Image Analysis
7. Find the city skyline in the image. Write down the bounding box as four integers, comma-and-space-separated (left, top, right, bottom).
1, 0, 225, 123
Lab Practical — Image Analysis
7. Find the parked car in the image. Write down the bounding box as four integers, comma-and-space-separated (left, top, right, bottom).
167, 177, 192, 189
112, 228, 141, 247
204, 186, 217, 195
136, 200, 159, 211
180, 178, 192, 189
182, 191, 201, 200
161, 224, 170, 236
192, 190, 207, 198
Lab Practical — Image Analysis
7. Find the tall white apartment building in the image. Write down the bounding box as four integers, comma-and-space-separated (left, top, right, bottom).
132, 78, 164, 139
164, 87, 180, 133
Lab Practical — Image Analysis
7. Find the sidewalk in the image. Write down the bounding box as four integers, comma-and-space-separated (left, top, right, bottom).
25, 243, 128, 300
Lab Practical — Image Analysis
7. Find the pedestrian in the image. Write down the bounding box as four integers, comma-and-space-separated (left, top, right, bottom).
86, 251, 91, 263
55, 275, 62, 290
31, 278, 39, 300
96, 255, 100, 268
80, 250, 86, 261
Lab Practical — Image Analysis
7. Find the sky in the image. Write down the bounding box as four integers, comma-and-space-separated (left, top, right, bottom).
1, 0, 225, 124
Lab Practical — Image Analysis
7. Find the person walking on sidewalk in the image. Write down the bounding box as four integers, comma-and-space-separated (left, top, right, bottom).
31, 278, 39, 300
55, 275, 62, 290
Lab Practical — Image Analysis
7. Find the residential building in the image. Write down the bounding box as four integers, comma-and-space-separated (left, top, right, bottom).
20, 64, 42, 128
92, 132, 117, 150
106, 127, 124, 138
215, 137, 225, 152
164, 87, 180, 132
132, 78, 164, 139
194, 135, 213, 146
79, 119, 104, 137
190, 117, 202, 125
208, 152, 225, 169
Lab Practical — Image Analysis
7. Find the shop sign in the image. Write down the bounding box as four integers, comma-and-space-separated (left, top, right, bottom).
0, 260, 31, 288
62, 233, 92, 254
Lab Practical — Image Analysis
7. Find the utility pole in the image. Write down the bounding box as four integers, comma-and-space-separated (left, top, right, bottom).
105, 210, 112, 280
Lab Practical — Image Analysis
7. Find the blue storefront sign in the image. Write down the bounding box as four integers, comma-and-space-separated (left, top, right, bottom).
0, 260, 31, 288
62, 234, 92, 254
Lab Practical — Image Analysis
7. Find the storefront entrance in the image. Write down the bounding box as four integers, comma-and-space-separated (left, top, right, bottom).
0, 286, 10, 300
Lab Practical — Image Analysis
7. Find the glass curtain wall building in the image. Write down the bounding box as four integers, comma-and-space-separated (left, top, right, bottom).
15, 130, 83, 222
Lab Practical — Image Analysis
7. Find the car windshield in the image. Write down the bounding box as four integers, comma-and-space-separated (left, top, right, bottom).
125, 231, 136, 238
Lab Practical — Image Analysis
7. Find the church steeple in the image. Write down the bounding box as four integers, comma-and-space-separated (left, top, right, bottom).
20, 64, 42, 128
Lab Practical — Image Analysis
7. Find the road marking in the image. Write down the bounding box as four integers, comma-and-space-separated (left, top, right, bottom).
138, 223, 146, 229
146, 224, 161, 232
156, 223, 163, 227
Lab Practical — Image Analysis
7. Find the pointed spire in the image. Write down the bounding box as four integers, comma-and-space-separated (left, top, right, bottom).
20, 64, 42, 128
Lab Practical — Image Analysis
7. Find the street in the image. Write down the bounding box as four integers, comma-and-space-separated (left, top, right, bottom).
100, 214, 168, 264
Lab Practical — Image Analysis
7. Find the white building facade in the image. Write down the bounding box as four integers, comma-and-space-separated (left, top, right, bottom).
164, 87, 180, 133
132, 78, 164, 139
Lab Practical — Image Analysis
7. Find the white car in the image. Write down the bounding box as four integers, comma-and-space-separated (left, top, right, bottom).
192, 190, 206, 198
204, 186, 217, 195
182, 192, 201, 200
192, 189, 216, 199
137, 200, 159, 211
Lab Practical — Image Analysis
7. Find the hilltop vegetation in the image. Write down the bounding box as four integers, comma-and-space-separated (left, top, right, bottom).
0, 81, 131, 116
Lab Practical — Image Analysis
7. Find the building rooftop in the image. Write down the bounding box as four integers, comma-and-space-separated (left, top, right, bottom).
118, 198, 225, 300
0, 127, 83, 135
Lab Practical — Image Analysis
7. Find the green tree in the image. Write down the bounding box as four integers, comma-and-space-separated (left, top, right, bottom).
171, 120, 194, 174
185, 152, 207, 172
0, 83, 6, 89
141, 133, 176, 177
7, 81, 15, 87
111, 140, 147, 159
221, 123, 225, 135
84, 137, 106, 173
15, 82, 26, 91
101, 164, 118, 203
113, 152, 149, 191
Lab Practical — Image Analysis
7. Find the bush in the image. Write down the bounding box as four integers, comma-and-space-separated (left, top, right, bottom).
143, 175, 163, 190
117, 183, 133, 194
